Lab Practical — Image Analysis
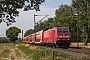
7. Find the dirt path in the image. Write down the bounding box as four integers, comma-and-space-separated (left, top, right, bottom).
15, 48, 29, 60
9, 49, 16, 60
8, 48, 29, 60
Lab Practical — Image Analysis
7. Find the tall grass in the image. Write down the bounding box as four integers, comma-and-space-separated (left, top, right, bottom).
18, 45, 33, 56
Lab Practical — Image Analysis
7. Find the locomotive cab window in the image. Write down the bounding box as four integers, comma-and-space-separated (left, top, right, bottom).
57, 28, 68, 33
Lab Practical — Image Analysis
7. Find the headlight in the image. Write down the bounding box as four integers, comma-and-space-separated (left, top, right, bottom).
68, 39, 70, 40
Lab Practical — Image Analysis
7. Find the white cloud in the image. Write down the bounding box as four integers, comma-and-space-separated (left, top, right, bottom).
0, 6, 57, 37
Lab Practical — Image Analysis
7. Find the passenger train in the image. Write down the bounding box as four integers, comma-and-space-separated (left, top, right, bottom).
23, 26, 71, 48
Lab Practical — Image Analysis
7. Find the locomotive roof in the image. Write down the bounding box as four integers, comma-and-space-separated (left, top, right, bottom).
44, 29, 52, 32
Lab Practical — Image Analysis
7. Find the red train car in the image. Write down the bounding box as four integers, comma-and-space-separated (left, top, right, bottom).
28, 35, 32, 43
23, 36, 28, 43
43, 29, 54, 43
31, 34, 35, 43
35, 31, 41, 43
35, 30, 44, 43
23, 37, 26, 43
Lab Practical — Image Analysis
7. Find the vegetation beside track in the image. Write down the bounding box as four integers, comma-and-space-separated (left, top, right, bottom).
18, 44, 89, 60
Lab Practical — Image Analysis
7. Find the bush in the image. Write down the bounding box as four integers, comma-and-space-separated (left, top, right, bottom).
15, 39, 23, 44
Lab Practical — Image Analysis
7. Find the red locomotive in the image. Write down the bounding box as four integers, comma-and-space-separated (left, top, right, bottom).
23, 26, 71, 48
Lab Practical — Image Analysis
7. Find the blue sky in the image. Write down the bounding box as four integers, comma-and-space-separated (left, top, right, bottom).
0, 0, 72, 37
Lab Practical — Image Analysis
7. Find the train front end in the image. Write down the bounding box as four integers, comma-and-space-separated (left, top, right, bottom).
56, 27, 71, 47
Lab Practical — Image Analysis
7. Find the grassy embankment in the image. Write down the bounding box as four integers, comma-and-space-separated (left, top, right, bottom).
18, 44, 89, 60
0, 43, 14, 60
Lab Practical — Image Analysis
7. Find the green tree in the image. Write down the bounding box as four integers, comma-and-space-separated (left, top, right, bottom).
72, 0, 90, 45
46, 18, 53, 29
24, 29, 34, 37
55, 5, 73, 26
35, 22, 41, 32
0, 0, 45, 26
6, 26, 21, 43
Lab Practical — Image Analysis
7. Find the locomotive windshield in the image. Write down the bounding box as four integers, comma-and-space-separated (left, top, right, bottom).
57, 28, 68, 33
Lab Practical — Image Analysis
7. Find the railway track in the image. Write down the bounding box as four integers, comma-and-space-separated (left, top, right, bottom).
58, 46, 90, 59
64, 47, 90, 55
